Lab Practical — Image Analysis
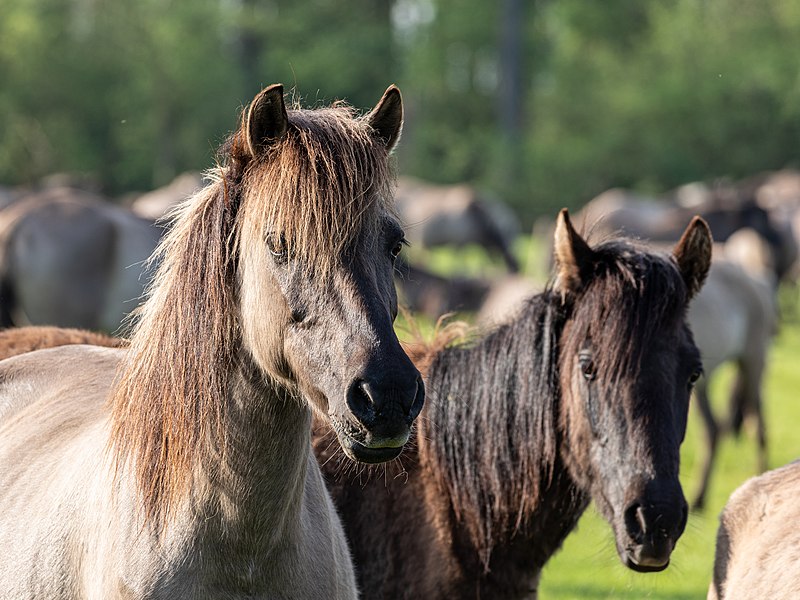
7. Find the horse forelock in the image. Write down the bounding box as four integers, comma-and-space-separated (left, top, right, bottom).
421, 293, 566, 568
564, 240, 689, 396
235, 104, 396, 275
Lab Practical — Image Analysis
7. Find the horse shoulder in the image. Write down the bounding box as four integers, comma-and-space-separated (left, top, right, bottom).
711, 460, 800, 599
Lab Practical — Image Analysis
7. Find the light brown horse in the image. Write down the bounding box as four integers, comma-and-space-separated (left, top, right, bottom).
708, 459, 800, 599
688, 259, 777, 510
0, 83, 423, 599
315, 211, 712, 598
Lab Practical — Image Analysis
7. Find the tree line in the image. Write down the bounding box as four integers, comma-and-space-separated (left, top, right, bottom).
1, 0, 798, 221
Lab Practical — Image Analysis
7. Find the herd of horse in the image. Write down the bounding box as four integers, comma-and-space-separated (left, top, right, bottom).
0, 84, 797, 598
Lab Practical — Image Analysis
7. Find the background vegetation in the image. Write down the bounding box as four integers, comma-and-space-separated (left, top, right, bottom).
2, 0, 798, 222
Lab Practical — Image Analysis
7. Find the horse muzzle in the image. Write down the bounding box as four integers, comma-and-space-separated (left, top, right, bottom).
618, 496, 688, 573
335, 430, 407, 463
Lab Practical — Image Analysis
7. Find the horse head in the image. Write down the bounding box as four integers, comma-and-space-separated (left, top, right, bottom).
235, 85, 424, 463
554, 209, 711, 572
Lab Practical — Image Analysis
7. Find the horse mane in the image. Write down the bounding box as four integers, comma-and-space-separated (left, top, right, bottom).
230, 101, 395, 275
422, 238, 690, 567
421, 291, 566, 567
109, 99, 396, 523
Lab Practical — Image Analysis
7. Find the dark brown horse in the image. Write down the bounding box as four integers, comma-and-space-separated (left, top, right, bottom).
314, 209, 712, 599
0, 325, 124, 360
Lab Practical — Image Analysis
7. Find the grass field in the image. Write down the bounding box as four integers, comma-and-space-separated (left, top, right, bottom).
399, 238, 800, 599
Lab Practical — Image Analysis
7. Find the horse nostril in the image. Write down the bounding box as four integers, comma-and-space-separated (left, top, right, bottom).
624, 502, 646, 542
346, 379, 375, 426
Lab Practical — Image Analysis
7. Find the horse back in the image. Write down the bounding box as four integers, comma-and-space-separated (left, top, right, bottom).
710, 459, 800, 599
0, 345, 124, 597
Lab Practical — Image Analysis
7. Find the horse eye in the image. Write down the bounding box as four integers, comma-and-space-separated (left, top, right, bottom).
579, 354, 596, 381
688, 368, 703, 388
390, 238, 407, 259
267, 234, 287, 261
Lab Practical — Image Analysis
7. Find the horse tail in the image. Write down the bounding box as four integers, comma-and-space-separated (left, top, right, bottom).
0, 205, 23, 329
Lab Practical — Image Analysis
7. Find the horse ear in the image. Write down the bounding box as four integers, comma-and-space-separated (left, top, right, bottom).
245, 84, 289, 157
673, 216, 713, 300
553, 208, 595, 297
365, 85, 403, 152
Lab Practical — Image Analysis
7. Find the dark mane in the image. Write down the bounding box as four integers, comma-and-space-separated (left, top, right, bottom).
422, 238, 690, 566
422, 291, 565, 566
109, 99, 396, 523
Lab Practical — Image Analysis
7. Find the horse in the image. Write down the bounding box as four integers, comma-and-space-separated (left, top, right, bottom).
394, 258, 492, 317
395, 176, 521, 272
688, 259, 777, 510
708, 459, 800, 599
576, 182, 794, 284
0, 186, 164, 333
0, 325, 124, 361
313, 209, 712, 599
394, 258, 538, 324
130, 171, 205, 221
0, 83, 424, 599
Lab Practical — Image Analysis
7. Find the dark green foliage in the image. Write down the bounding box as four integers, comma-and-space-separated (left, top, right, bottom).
1, 0, 798, 219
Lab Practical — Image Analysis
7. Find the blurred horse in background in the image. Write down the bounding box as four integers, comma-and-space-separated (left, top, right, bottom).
577, 180, 798, 285
687, 260, 777, 510
394, 258, 537, 322
0, 186, 163, 333
130, 171, 204, 221
396, 176, 521, 272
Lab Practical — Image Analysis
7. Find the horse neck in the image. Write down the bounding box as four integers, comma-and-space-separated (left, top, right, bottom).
195, 352, 312, 546
420, 293, 569, 567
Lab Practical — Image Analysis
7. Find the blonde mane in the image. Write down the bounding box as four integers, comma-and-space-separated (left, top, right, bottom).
109, 101, 396, 522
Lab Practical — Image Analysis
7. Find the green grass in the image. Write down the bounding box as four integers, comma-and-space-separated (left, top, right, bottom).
398, 237, 800, 599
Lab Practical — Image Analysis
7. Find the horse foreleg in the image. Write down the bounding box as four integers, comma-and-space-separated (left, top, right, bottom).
733, 356, 768, 475
0, 276, 16, 329
692, 380, 718, 511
